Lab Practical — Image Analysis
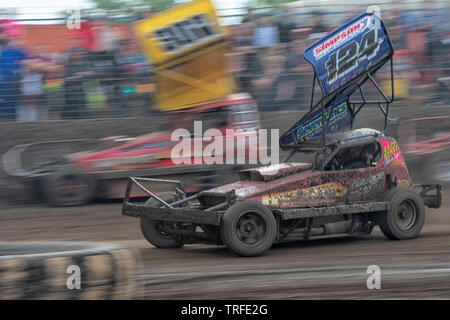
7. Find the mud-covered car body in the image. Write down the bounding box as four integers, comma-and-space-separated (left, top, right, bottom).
122, 12, 443, 256
214, 131, 417, 208
122, 129, 441, 251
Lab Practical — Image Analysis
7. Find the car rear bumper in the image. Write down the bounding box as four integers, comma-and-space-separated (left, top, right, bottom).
415, 184, 442, 209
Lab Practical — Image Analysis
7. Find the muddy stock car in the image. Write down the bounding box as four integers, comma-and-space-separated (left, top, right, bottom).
122, 12, 442, 256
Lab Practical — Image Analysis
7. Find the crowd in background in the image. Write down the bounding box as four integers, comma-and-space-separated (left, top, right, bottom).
0, 1, 449, 121
230, 2, 450, 111
0, 19, 152, 121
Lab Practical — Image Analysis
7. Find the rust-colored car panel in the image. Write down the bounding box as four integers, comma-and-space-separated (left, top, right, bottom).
210, 135, 411, 209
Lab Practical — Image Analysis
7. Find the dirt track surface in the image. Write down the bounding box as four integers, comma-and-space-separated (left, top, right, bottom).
1, 190, 449, 299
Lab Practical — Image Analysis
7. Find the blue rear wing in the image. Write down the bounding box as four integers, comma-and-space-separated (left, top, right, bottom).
280, 13, 395, 152
304, 13, 393, 96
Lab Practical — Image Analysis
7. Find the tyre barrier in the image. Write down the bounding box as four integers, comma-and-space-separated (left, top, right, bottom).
0, 242, 142, 299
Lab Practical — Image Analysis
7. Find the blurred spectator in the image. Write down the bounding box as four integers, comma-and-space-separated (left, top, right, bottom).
114, 39, 151, 116
1, 4, 449, 122
386, 4, 407, 50
310, 12, 327, 34
252, 45, 286, 111
252, 17, 280, 49
88, 19, 121, 117
234, 21, 262, 95
431, 36, 450, 105
18, 44, 61, 121
63, 47, 93, 119
436, 1, 450, 38
91, 19, 120, 53
19, 56, 47, 121
403, 3, 436, 84
0, 24, 27, 120
422, 2, 443, 83
36, 44, 64, 120
37, 44, 63, 66
242, 8, 254, 24
278, 10, 298, 44
282, 39, 311, 110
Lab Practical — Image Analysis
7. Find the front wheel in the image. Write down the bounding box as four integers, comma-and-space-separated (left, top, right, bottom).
140, 193, 184, 248
220, 201, 277, 257
378, 188, 425, 240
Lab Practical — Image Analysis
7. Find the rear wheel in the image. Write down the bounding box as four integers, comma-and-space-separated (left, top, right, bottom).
378, 188, 425, 240
140, 193, 184, 248
43, 166, 96, 206
220, 201, 277, 257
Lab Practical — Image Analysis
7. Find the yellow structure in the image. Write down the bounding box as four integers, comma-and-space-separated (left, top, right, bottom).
133, 0, 237, 111
382, 77, 410, 100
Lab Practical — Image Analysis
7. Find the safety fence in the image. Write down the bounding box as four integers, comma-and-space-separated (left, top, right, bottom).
0, 2, 449, 121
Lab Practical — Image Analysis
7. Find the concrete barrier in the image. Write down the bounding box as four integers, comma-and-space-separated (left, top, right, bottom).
0, 242, 142, 299
0, 104, 448, 204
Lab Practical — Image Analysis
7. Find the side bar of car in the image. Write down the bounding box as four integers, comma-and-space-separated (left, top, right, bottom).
122, 177, 234, 224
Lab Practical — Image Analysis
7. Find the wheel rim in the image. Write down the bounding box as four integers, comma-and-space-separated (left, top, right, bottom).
146, 196, 190, 242
235, 212, 267, 245
54, 174, 87, 200
154, 222, 175, 239
394, 199, 417, 230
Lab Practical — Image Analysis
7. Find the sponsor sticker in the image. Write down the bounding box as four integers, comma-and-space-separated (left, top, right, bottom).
296, 102, 348, 140
261, 190, 299, 206
382, 140, 404, 167
313, 17, 369, 59
301, 183, 348, 200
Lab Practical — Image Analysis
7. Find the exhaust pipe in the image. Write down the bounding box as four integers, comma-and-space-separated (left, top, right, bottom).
322, 221, 352, 235
278, 221, 352, 243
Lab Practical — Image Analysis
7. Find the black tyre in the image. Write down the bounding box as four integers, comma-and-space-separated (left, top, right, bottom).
43, 166, 97, 206
378, 188, 425, 240
140, 193, 184, 249
220, 201, 277, 257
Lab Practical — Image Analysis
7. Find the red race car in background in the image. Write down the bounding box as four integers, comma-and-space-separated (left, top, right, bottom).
3, 0, 265, 206
398, 116, 450, 186
3, 94, 261, 206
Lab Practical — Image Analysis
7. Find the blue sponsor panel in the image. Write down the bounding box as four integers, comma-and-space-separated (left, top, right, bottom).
279, 99, 352, 150
304, 13, 393, 96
